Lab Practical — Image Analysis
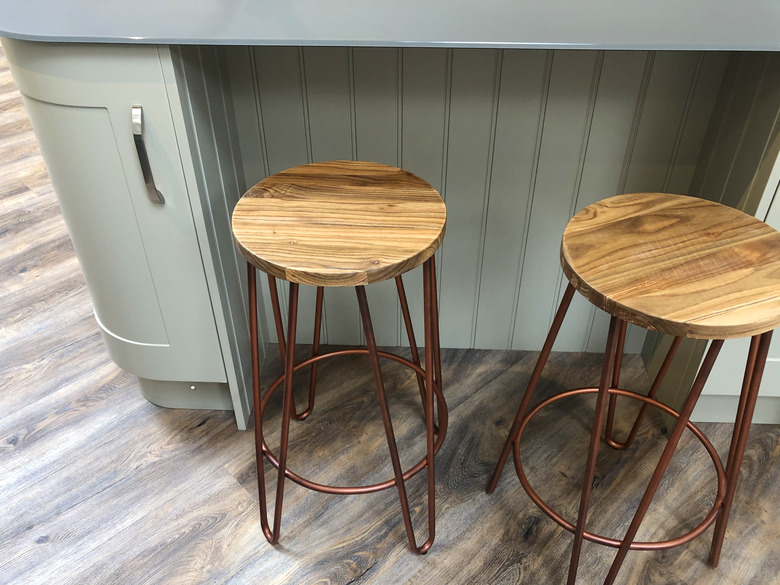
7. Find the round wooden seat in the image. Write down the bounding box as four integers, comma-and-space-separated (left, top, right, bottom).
491, 191, 780, 584
561, 192, 780, 339
232, 160, 446, 287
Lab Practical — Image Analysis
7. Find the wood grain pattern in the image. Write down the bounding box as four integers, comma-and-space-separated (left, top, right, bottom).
232, 160, 446, 286
4, 44, 780, 585
562, 192, 780, 339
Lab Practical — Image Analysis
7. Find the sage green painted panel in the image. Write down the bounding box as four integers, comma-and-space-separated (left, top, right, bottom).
353, 48, 398, 165
666, 52, 730, 194
511, 51, 599, 351
253, 46, 309, 175
400, 48, 448, 194
437, 49, 499, 349
624, 52, 703, 193
197, 47, 244, 292
474, 50, 547, 349
303, 47, 353, 162
193, 45, 254, 378
698, 53, 768, 204
722, 55, 780, 212
689, 53, 742, 199
224, 46, 263, 191
138, 378, 233, 411
23, 100, 168, 346
169, 46, 252, 428
693, 395, 780, 424
354, 47, 401, 346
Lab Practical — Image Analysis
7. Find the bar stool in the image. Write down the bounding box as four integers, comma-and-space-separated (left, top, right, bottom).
231, 160, 447, 554
488, 193, 780, 583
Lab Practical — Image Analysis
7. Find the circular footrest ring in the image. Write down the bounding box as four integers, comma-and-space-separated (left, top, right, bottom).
260, 348, 447, 495
512, 387, 725, 550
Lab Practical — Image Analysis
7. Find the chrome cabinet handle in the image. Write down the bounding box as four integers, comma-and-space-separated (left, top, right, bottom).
131, 105, 165, 204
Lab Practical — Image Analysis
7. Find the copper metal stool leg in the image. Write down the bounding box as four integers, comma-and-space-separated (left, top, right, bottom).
603, 320, 627, 445
267, 274, 287, 362
709, 331, 772, 566
355, 257, 437, 554
250, 259, 442, 551
397, 260, 442, 432
567, 315, 622, 585
422, 257, 437, 552
604, 335, 683, 450
429, 255, 443, 400
267, 274, 322, 421
250, 265, 300, 543
599, 338, 724, 585
298, 285, 324, 421
487, 283, 576, 494
396, 274, 428, 418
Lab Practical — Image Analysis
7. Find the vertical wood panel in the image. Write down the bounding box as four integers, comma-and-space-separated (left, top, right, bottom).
623, 52, 703, 193
224, 46, 264, 190
252, 47, 309, 175
666, 53, 730, 194
697, 54, 767, 204
198, 47, 250, 353
437, 49, 499, 348
353, 48, 400, 346
689, 53, 742, 198
722, 56, 780, 210
226, 47, 730, 353
511, 51, 599, 351
172, 46, 256, 424
739, 53, 780, 215
474, 50, 548, 349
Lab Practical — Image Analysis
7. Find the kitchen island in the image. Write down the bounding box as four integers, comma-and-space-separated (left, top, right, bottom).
3, 0, 780, 428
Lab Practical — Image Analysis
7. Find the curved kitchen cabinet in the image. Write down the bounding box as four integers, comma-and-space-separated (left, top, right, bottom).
3, 38, 247, 424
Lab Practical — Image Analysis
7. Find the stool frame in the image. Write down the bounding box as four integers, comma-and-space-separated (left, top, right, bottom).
248, 256, 446, 554
488, 282, 773, 584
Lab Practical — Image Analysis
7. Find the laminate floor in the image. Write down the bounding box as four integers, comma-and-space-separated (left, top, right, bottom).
2, 43, 779, 585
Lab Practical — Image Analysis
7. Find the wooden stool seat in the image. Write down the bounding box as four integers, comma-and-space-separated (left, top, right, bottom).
490, 192, 780, 584
232, 160, 446, 554
232, 160, 446, 287
561, 192, 780, 339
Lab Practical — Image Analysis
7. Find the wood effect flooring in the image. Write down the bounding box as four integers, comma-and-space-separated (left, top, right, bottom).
1, 43, 780, 585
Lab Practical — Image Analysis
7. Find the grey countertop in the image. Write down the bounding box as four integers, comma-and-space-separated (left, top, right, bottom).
1, 0, 779, 50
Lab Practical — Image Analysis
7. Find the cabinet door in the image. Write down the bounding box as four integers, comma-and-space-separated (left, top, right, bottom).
5, 39, 226, 384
